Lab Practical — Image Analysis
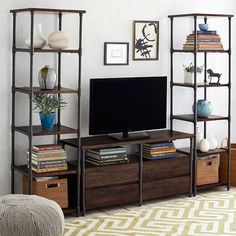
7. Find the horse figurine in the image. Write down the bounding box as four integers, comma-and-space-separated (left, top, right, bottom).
207, 69, 222, 84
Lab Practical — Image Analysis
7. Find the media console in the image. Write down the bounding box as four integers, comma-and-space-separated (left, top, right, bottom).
62, 130, 194, 216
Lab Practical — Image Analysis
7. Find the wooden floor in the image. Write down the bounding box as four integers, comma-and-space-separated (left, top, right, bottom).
65, 186, 236, 221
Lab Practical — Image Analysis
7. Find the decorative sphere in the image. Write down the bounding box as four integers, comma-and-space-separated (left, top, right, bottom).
48, 31, 69, 50
198, 23, 208, 32
199, 139, 210, 152
193, 99, 213, 117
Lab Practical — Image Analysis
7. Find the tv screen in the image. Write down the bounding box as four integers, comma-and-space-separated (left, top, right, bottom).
89, 76, 167, 139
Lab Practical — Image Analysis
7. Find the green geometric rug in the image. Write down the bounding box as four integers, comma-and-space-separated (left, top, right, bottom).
63, 191, 236, 236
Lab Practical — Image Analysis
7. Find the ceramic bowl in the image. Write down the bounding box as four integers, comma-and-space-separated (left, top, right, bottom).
198, 23, 208, 32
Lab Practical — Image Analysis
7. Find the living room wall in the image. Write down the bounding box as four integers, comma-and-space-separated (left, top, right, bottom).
0, 0, 235, 195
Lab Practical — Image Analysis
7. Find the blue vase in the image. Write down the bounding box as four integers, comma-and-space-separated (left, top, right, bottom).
39, 112, 55, 130
193, 99, 213, 117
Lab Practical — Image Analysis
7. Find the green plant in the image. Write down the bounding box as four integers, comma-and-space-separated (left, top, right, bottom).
183, 63, 204, 73
33, 94, 67, 117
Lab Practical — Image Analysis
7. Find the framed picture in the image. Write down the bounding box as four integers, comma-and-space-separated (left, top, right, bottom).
104, 42, 129, 65
133, 21, 159, 60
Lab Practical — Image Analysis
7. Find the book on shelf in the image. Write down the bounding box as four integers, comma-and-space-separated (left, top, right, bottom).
86, 151, 127, 160
27, 154, 66, 161
86, 156, 128, 163
186, 35, 221, 40
194, 30, 217, 35
143, 153, 177, 160
86, 158, 129, 166
33, 144, 63, 152
27, 150, 67, 158
143, 142, 174, 149
31, 163, 67, 169
32, 165, 68, 173
143, 148, 176, 155
30, 159, 67, 167
88, 146, 126, 155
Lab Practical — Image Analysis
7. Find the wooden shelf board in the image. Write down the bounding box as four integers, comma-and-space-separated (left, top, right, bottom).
15, 87, 79, 94
10, 8, 86, 14
15, 125, 77, 136
168, 13, 234, 18
61, 130, 194, 150
12, 163, 77, 177
177, 147, 227, 157
14, 48, 80, 53
172, 114, 228, 122
172, 82, 229, 88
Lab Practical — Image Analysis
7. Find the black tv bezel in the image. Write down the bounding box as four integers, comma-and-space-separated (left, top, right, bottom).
89, 76, 167, 138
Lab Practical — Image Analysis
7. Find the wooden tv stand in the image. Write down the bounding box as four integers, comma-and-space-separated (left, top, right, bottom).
62, 130, 194, 216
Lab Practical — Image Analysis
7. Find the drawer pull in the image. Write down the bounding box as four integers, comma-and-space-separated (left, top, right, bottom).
46, 183, 60, 189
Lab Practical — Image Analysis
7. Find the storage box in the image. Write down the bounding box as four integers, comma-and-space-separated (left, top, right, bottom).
23, 176, 68, 208
220, 143, 236, 186
197, 155, 219, 186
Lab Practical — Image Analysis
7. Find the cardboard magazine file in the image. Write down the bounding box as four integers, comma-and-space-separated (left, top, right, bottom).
220, 138, 236, 186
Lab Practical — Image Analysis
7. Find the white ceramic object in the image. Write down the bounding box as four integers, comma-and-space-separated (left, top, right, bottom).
25, 23, 46, 48
199, 139, 210, 152
184, 72, 193, 84
196, 127, 203, 149
48, 31, 69, 49
38, 65, 56, 89
208, 134, 218, 150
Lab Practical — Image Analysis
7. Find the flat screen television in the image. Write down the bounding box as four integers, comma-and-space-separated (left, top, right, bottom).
89, 76, 167, 140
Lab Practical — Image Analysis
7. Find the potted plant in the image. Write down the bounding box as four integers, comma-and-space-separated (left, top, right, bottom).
33, 94, 67, 130
183, 63, 204, 84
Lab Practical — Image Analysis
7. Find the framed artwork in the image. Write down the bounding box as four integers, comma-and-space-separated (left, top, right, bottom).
133, 21, 159, 60
104, 42, 129, 65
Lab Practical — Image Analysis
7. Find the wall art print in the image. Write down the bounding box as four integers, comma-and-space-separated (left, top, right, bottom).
133, 21, 159, 60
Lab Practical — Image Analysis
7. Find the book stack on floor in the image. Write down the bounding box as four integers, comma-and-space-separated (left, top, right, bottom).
27, 144, 68, 173
183, 30, 223, 50
142, 141, 176, 160
86, 146, 128, 166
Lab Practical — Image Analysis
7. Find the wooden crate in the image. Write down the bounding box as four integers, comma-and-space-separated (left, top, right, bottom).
220, 144, 236, 186
197, 155, 219, 186
23, 176, 68, 208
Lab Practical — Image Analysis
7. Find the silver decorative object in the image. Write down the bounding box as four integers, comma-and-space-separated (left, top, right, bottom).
38, 65, 56, 89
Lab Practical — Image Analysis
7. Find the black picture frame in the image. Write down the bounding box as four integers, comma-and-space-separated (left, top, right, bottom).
104, 42, 129, 65
133, 21, 159, 60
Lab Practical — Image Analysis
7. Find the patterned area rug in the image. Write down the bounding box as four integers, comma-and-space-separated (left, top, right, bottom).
64, 191, 236, 236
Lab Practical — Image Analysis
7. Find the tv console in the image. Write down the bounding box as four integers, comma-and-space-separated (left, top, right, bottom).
62, 130, 194, 216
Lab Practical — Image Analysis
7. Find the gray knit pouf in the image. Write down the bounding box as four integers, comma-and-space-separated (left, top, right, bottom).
0, 194, 64, 236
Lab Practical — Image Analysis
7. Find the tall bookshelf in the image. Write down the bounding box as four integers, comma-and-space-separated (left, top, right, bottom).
10, 8, 86, 216
168, 13, 233, 194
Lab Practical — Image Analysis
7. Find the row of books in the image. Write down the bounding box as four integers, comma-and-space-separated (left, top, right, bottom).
183, 30, 224, 50
27, 144, 68, 173
86, 146, 128, 166
142, 141, 177, 160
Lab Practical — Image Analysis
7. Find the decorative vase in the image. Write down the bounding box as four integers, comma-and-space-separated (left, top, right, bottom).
193, 99, 213, 117
48, 31, 69, 50
184, 72, 194, 84
196, 127, 203, 149
208, 134, 218, 150
25, 23, 46, 48
199, 138, 210, 152
38, 65, 57, 89
39, 112, 55, 130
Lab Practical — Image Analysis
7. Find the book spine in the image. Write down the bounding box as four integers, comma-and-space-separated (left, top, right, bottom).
144, 152, 176, 157
144, 154, 177, 160
86, 152, 127, 160
88, 149, 126, 155
32, 165, 68, 173
32, 159, 66, 167
86, 157, 128, 163
33, 145, 62, 151
143, 142, 174, 148
86, 159, 129, 166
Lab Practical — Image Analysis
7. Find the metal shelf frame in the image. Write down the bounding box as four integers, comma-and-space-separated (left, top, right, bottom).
11, 8, 85, 217
168, 13, 233, 195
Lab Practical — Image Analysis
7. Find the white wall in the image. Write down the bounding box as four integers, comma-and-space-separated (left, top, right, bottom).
0, 0, 235, 195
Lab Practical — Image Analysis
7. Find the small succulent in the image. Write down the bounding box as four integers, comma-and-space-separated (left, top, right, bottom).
183, 63, 204, 73
33, 94, 67, 117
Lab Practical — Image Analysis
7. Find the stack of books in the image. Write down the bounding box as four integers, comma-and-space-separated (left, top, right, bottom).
27, 144, 68, 173
86, 146, 128, 166
142, 142, 176, 160
183, 30, 223, 50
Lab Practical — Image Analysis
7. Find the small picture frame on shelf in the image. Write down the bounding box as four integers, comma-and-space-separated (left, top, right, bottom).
104, 42, 129, 65
133, 20, 159, 60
